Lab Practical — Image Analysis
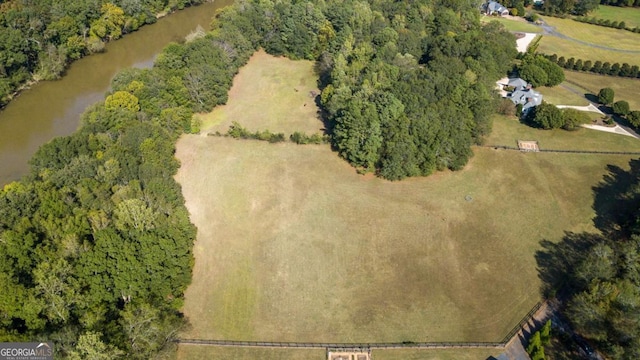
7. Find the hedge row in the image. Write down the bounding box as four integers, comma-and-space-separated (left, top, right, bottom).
541, 54, 640, 78
574, 16, 640, 33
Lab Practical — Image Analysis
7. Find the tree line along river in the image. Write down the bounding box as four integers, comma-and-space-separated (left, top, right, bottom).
0, 0, 233, 186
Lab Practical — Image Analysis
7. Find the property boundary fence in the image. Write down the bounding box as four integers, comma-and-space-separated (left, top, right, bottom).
175, 301, 545, 350
480, 145, 640, 155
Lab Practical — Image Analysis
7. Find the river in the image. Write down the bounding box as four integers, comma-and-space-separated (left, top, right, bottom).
0, 0, 233, 186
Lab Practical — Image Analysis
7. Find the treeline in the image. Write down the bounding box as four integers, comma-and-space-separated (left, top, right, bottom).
541, 54, 640, 78
574, 16, 640, 33
0, 0, 208, 107
542, 0, 640, 16
0, 2, 260, 358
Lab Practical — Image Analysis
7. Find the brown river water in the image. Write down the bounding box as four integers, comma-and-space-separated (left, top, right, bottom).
0, 0, 233, 185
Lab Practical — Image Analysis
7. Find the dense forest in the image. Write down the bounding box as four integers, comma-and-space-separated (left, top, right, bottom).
0, 0, 208, 107
0, 0, 517, 357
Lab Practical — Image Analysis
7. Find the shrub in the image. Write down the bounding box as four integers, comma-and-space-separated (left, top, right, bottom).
628, 111, 640, 127
613, 100, 630, 116
598, 88, 615, 105
562, 108, 590, 131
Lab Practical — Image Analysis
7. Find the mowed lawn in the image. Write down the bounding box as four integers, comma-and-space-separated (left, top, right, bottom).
542, 16, 640, 51
591, 5, 640, 29
195, 49, 324, 135
537, 35, 640, 66
480, 16, 543, 33
537, 82, 590, 106
174, 53, 640, 359
563, 71, 640, 110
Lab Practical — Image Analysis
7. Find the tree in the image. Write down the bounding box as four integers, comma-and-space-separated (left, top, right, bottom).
613, 100, 630, 116
598, 87, 615, 105
628, 111, 640, 127
530, 102, 565, 129
561, 108, 590, 131
105, 91, 140, 112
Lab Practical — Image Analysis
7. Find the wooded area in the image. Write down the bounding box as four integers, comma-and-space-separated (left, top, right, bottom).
0, 0, 208, 107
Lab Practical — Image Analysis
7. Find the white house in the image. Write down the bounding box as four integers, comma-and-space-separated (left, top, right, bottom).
504, 78, 543, 113
483, 1, 510, 16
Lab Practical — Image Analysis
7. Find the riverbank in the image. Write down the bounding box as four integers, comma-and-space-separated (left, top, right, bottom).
0, 0, 233, 185
0, 0, 224, 111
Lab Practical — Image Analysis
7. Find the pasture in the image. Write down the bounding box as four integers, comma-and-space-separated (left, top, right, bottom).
537, 83, 590, 106
590, 5, 640, 29
536, 35, 640, 66
563, 70, 640, 110
174, 53, 640, 359
541, 16, 640, 51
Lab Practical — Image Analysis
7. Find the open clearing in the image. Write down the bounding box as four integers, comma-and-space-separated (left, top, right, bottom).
175, 53, 640, 359
590, 5, 640, 29
194, 49, 323, 135
563, 71, 640, 110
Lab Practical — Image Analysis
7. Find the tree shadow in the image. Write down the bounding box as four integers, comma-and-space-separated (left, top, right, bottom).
536, 159, 640, 299
584, 93, 599, 104
592, 159, 640, 237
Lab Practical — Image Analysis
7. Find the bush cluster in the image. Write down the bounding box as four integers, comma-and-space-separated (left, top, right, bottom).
227, 122, 286, 143
542, 54, 640, 78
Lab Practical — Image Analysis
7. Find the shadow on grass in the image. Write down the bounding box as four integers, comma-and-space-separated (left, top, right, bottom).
536, 159, 640, 298
584, 93, 599, 104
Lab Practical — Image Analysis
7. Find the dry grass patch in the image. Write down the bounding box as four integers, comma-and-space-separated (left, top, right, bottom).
176, 346, 325, 360
195, 49, 324, 135
373, 348, 501, 360
176, 135, 636, 344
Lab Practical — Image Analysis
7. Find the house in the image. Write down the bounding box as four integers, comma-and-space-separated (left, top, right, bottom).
483, 1, 510, 16
505, 77, 543, 113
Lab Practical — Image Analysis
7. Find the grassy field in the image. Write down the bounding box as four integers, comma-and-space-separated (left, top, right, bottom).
373, 348, 501, 360
194, 49, 324, 135
542, 16, 640, 51
174, 53, 640, 359
563, 70, 640, 110
590, 5, 640, 28
537, 82, 590, 106
487, 114, 640, 151
480, 16, 543, 33
176, 346, 325, 360
175, 346, 500, 360
537, 35, 640, 66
